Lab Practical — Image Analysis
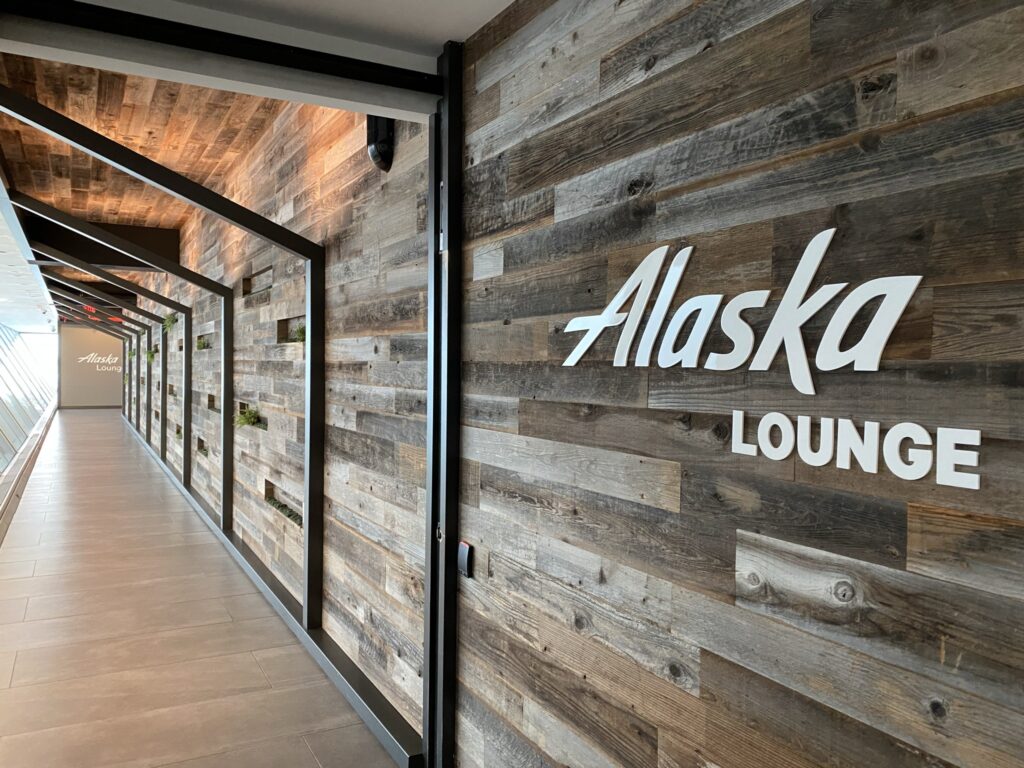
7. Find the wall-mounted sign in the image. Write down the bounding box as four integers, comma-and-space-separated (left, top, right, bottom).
562, 228, 980, 490
61, 327, 123, 408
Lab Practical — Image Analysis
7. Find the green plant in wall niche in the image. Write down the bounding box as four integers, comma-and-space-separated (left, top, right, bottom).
235, 405, 262, 427
145, 348, 156, 364
127, 349, 136, 360
163, 313, 178, 332
197, 445, 209, 457
123, 373, 129, 385
196, 337, 211, 350
175, 425, 182, 439
267, 496, 303, 527
289, 325, 306, 343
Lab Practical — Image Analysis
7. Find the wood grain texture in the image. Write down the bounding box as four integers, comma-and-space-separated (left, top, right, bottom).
461, 0, 1024, 765
0, 55, 285, 228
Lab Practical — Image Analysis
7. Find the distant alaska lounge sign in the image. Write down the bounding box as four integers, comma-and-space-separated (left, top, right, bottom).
562, 228, 980, 490
77, 352, 121, 372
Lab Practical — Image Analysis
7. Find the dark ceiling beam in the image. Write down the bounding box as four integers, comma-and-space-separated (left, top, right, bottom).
54, 302, 133, 338
1, 1, 442, 96
0, 2, 437, 121
50, 292, 143, 329
45, 275, 163, 324
25, 218, 180, 269
41, 269, 138, 307
12, 193, 231, 297
32, 241, 190, 314
0, 83, 325, 262
57, 313, 130, 343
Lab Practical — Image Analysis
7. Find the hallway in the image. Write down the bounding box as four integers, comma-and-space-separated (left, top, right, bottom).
0, 409, 393, 767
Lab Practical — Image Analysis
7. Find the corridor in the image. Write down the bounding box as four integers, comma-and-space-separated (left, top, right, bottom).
0, 409, 393, 767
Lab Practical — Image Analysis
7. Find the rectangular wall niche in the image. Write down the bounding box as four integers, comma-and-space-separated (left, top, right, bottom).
168, 383, 176, 397
154, 410, 160, 422
242, 265, 273, 296
238, 401, 268, 430
264, 479, 302, 527
196, 436, 208, 457
196, 333, 214, 350
207, 394, 219, 412
276, 316, 306, 344
175, 423, 182, 440
177, 339, 183, 352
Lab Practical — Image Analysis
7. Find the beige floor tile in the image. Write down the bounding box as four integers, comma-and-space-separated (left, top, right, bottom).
0, 651, 14, 689
222, 592, 277, 621
305, 724, 396, 768
0, 651, 271, 738
0, 596, 232, 653
253, 644, 326, 687
11, 616, 294, 687
0, 682, 358, 768
30, 541, 227, 576
0, 556, 240, 602
151, 735, 322, 768
24, 570, 256, 622
0, 597, 27, 626
0, 561, 35, 581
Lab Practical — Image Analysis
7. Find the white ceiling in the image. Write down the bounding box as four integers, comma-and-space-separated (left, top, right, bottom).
87, 0, 514, 66
0, 221, 56, 334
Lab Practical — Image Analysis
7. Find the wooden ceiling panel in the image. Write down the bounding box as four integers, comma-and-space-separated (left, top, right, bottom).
0, 54, 288, 228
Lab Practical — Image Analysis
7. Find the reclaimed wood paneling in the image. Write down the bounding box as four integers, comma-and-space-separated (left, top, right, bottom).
0, 54, 285, 228
460, 0, 1024, 766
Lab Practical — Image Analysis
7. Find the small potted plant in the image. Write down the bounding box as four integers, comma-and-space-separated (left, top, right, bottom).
197, 337, 211, 350
163, 314, 178, 332
235, 404, 263, 428
289, 325, 306, 343
146, 348, 156, 364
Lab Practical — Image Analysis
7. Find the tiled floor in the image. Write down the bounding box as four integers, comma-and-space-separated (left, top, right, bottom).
0, 409, 395, 768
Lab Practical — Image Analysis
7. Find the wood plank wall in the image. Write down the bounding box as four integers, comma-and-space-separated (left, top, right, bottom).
458, 1, 1024, 766
135, 103, 430, 730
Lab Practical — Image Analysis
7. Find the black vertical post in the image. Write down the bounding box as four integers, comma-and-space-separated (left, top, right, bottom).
160, 324, 168, 460
220, 296, 233, 531
122, 339, 127, 416
145, 325, 153, 444
134, 327, 142, 430
423, 40, 463, 768
182, 312, 193, 488
303, 256, 325, 630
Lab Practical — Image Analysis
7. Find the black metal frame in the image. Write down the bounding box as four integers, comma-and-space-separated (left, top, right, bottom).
10, 192, 235, 526
0, 24, 465, 768
51, 295, 145, 426
32, 241, 191, 465
52, 302, 137, 411
422, 42, 463, 768
45, 276, 159, 441
53, 312, 133, 414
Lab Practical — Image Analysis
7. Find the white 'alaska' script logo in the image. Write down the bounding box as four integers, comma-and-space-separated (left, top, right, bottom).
77, 353, 119, 365
561, 228, 921, 395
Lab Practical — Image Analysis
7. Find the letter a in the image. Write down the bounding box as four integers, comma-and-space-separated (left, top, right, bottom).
750, 229, 846, 395
563, 246, 668, 366
816, 275, 922, 373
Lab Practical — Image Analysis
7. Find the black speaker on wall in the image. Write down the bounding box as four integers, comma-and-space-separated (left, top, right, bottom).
367, 115, 394, 172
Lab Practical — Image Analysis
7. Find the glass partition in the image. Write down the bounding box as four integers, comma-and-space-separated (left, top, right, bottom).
0, 324, 55, 474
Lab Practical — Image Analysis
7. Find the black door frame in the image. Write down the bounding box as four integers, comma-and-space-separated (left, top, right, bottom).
0, 7, 463, 766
